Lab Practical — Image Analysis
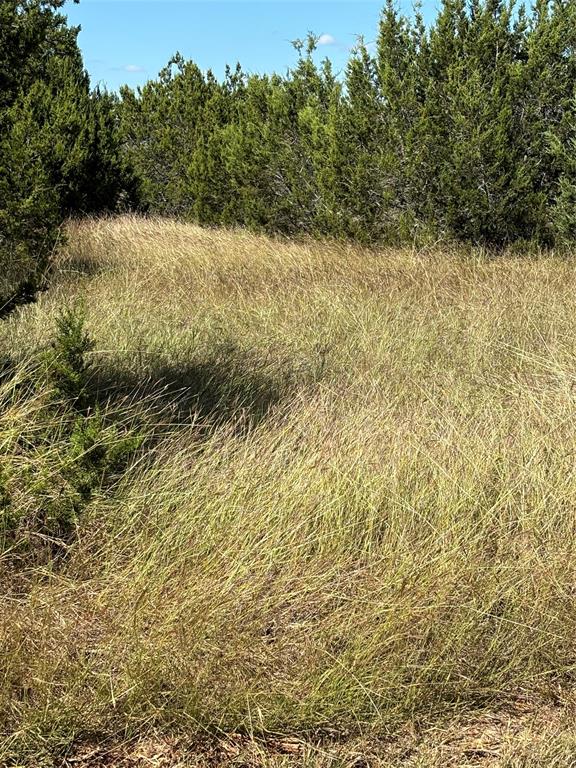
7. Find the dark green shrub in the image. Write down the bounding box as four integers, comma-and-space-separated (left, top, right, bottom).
0, 1, 138, 310
66, 409, 144, 502
44, 303, 95, 409
0, 310, 143, 561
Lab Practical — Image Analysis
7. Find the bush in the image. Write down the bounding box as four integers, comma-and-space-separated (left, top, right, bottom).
0, 306, 142, 561
43, 302, 95, 408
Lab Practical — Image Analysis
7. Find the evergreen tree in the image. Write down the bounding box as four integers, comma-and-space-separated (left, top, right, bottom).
120, 54, 213, 215
331, 38, 383, 240
525, 0, 576, 242
0, 0, 135, 307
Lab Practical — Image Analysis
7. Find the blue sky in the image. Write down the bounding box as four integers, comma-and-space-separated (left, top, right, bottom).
64, 1, 438, 92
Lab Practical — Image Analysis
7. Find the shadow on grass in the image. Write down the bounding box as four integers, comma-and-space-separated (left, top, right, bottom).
88, 341, 311, 434
0, 281, 38, 321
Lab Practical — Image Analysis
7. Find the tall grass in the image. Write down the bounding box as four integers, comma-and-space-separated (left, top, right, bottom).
2, 216, 576, 762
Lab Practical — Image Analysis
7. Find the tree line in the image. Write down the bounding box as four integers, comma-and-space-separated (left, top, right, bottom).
2, 0, 576, 308
120, 0, 576, 246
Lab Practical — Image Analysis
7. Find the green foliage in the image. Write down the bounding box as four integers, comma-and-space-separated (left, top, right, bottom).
549, 100, 576, 244
0, 0, 137, 309
0, 308, 143, 560
118, 0, 576, 247
44, 302, 95, 407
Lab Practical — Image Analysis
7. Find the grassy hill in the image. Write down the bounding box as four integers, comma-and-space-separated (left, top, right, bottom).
3, 217, 576, 765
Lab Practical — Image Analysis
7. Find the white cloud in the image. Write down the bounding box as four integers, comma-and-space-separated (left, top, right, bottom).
318, 33, 336, 46
124, 64, 145, 73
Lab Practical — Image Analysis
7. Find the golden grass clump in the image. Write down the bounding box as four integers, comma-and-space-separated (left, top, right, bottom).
3, 215, 576, 763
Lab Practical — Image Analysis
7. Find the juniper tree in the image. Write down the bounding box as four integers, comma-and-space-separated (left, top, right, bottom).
0, 0, 135, 307
331, 38, 383, 240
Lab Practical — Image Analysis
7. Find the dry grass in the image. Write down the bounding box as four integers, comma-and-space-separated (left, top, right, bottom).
3, 215, 576, 765
44, 702, 576, 766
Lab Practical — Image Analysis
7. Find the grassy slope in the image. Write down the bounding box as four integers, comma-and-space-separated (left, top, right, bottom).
2, 216, 576, 765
